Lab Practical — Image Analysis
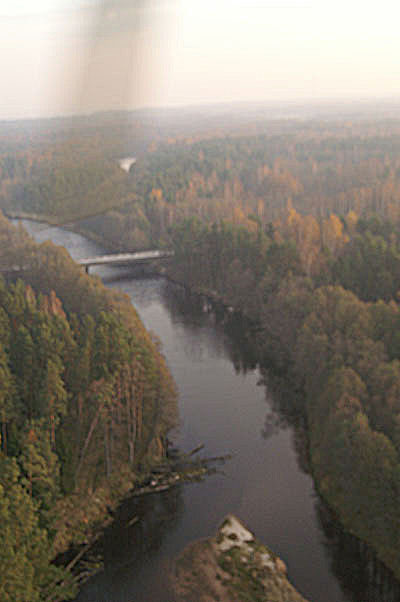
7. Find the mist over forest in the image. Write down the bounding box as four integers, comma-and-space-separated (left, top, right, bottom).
2, 99, 400, 600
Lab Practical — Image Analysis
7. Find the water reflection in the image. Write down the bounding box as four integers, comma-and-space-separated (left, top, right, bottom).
75, 487, 184, 602
258, 371, 309, 475
161, 281, 259, 374
316, 501, 400, 602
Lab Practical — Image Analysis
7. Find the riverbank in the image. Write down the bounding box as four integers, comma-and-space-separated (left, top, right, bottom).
4, 210, 123, 252
160, 259, 400, 591
0, 215, 182, 600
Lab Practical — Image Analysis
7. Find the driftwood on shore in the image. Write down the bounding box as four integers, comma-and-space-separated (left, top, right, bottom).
131, 445, 231, 498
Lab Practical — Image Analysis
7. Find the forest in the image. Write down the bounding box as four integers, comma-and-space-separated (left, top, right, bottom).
4, 111, 400, 240
0, 213, 177, 600
167, 211, 400, 579
2, 107, 400, 590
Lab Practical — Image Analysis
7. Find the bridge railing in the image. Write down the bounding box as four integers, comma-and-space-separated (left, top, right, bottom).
77, 250, 174, 273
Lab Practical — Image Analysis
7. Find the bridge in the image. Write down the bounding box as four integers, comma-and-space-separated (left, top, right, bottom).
78, 250, 174, 273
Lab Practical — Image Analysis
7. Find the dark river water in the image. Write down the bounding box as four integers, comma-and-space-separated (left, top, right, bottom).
16, 219, 398, 602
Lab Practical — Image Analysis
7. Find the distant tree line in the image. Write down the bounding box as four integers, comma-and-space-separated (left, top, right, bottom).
4, 116, 400, 249
76, 120, 400, 250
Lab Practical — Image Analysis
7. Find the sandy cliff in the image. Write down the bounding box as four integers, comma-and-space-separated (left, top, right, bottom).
171, 514, 309, 602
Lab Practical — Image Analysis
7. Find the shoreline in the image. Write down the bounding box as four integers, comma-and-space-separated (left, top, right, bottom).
171, 514, 309, 602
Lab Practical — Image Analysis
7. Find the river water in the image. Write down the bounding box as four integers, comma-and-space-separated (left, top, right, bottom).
16, 219, 398, 602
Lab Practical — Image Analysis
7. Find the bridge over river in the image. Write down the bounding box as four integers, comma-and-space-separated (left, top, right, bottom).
78, 250, 174, 273
0, 250, 174, 275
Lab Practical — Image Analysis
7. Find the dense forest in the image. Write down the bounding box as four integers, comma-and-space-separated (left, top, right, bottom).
166, 211, 400, 579
4, 111, 400, 243
0, 214, 177, 600
3, 107, 400, 588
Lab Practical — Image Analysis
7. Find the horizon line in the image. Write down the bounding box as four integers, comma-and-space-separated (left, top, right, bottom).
2, 94, 400, 124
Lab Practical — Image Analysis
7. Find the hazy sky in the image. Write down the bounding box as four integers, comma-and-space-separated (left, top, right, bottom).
1, 0, 400, 119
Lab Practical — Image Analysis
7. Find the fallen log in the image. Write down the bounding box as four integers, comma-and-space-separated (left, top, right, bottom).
186, 443, 205, 457
131, 452, 231, 498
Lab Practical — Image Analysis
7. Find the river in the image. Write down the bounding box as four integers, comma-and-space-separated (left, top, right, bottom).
15, 219, 399, 602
